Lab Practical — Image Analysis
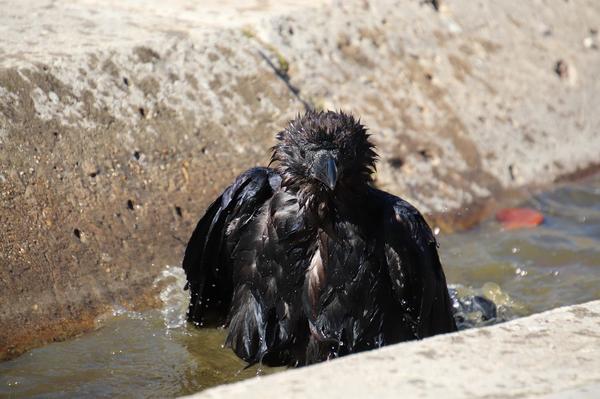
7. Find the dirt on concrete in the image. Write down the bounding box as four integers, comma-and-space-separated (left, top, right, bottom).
1, 0, 599, 360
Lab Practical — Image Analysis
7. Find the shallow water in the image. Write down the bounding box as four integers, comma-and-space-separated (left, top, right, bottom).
2, 175, 600, 398
443, 174, 600, 316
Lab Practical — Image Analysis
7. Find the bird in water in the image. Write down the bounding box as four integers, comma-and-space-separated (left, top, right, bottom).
183, 110, 457, 367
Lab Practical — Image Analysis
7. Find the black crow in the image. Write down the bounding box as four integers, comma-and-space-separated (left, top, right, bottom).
183, 110, 456, 366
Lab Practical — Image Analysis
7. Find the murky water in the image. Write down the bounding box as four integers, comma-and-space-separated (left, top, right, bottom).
444, 174, 600, 317
2, 175, 600, 398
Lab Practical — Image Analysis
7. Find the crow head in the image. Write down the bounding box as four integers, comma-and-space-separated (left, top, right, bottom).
271, 110, 377, 204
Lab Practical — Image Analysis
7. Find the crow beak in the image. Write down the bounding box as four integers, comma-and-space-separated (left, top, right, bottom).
314, 155, 338, 191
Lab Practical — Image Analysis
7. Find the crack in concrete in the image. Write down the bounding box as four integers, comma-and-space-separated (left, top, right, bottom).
257, 49, 312, 112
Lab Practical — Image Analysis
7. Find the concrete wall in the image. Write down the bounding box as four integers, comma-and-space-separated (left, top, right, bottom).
1, 0, 599, 359
184, 300, 600, 399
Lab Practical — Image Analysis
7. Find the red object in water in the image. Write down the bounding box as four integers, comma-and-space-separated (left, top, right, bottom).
495, 207, 544, 229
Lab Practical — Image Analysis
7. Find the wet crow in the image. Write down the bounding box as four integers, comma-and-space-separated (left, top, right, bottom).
183, 110, 456, 366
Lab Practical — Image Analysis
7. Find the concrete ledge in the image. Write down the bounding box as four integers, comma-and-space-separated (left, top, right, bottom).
184, 300, 600, 399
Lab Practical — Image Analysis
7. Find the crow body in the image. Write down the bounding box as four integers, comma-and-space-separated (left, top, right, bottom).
183, 111, 456, 366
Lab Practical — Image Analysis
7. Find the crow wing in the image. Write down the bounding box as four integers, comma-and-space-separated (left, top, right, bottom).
370, 187, 457, 338
182, 167, 281, 326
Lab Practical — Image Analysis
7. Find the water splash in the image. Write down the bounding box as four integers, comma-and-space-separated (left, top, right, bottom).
449, 282, 525, 329
153, 265, 190, 329
94, 305, 146, 327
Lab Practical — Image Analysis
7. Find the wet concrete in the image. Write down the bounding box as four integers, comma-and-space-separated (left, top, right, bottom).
1, 0, 600, 359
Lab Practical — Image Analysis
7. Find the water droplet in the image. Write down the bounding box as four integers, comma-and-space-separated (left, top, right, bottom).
515, 267, 528, 277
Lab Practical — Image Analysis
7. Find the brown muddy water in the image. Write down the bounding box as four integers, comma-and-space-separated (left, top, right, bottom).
2, 174, 600, 398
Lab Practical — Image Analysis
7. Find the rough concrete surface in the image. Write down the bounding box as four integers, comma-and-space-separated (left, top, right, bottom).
1, 0, 599, 359
184, 300, 600, 399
